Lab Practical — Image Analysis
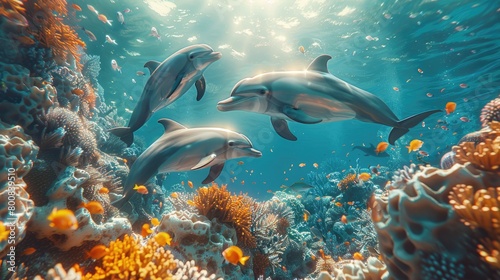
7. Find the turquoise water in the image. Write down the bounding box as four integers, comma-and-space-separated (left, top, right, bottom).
76, 0, 499, 197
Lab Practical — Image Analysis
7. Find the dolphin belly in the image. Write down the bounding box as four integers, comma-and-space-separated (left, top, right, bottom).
294, 94, 357, 122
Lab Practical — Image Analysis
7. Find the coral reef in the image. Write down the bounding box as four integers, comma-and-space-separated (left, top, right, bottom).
192, 184, 256, 248
480, 95, 500, 127
0, 62, 57, 134
34, 263, 82, 280
29, 166, 131, 250
315, 256, 387, 280
83, 234, 176, 279
0, 121, 37, 258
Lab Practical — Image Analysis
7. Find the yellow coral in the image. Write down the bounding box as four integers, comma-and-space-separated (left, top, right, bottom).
193, 183, 256, 248
449, 185, 500, 269
83, 234, 177, 280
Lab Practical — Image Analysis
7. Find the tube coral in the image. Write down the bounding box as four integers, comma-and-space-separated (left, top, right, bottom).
192, 183, 256, 248
83, 234, 177, 279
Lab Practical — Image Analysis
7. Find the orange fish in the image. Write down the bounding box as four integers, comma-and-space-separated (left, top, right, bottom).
303, 210, 309, 222
445, 102, 456, 114
347, 201, 354, 206
21, 247, 36, 256
80, 201, 104, 215
187, 181, 194, 188
393, 87, 399, 92
87, 245, 107, 260
319, 249, 326, 259
97, 14, 112, 26
375, 142, 389, 155
48, 208, 78, 230
313, 163, 319, 169
98, 187, 109, 194
170, 192, 179, 198
134, 184, 148, 194
187, 200, 195, 206
406, 139, 424, 153
299, 163, 306, 167
341, 215, 348, 224
72, 4, 82, 11
417, 68, 423, 74
358, 172, 371, 181
151, 218, 160, 226
72, 88, 84, 96
154, 232, 172, 246
87, 4, 98, 15
335, 202, 342, 207
299, 45, 305, 54
353, 252, 364, 261
141, 224, 152, 237
222, 246, 250, 265
310, 254, 316, 261
237, 161, 244, 165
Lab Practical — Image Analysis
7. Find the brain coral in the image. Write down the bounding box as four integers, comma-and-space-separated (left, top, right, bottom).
0, 62, 57, 134
0, 121, 37, 258
372, 162, 500, 279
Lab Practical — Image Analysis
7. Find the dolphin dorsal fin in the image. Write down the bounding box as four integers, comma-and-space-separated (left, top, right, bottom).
144, 60, 162, 74
158, 118, 187, 134
307, 55, 332, 73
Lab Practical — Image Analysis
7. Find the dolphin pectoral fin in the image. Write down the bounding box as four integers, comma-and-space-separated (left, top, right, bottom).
192, 153, 217, 170
144, 60, 161, 74
195, 76, 206, 101
108, 127, 134, 147
202, 163, 224, 184
307, 55, 332, 73
158, 118, 187, 134
271, 117, 297, 141
283, 106, 322, 124
389, 109, 442, 144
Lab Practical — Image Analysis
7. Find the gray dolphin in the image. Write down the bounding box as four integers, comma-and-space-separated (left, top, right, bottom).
112, 118, 262, 208
217, 55, 441, 144
109, 44, 222, 146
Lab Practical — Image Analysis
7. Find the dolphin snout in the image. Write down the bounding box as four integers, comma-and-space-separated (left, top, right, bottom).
217, 96, 238, 111
248, 148, 262, 157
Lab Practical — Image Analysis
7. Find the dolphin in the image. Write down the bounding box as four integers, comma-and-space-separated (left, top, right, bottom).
109, 44, 222, 146
352, 144, 390, 157
112, 118, 262, 208
217, 55, 441, 144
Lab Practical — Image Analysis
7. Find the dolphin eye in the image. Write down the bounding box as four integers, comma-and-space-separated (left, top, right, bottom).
228, 140, 235, 146
189, 54, 195, 59
259, 89, 266, 95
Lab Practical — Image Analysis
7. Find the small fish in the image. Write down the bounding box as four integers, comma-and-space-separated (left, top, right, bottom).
98, 187, 109, 194
187, 200, 195, 206
341, 215, 348, 224
71, 88, 84, 96
406, 139, 424, 153
426, 92, 433, 97
237, 161, 244, 165
358, 172, 371, 181
313, 163, 319, 169
222, 246, 250, 265
188, 181, 194, 188
375, 142, 389, 155
303, 210, 310, 222
116, 11, 125, 25
87, 245, 107, 260
151, 218, 160, 226
335, 202, 342, 207
370, 165, 380, 175
133, 184, 148, 194
21, 247, 36, 256
267, 189, 273, 193
393, 87, 399, 92
82, 27, 97, 41
445, 102, 456, 114
459, 83, 468, 88
170, 192, 178, 198
136, 71, 145, 76
298, 45, 305, 54
353, 252, 364, 261
417, 68, 423, 74
0, 222, 8, 242
299, 163, 306, 167
111, 59, 122, 73
87, 5, 99, 15
460, 116, 469, 122
72, 4, 82, 11
241, 180, 245, 185
319, 249, 326, 259
154, 232, 172, 246
105, 35, 118, 45
98, 14, 113, 26
347, 201, 354, 206
47, 208, 78, 230
150, 27, 161, 40
80, 201, 104, 215
287, 182, 314, 193
132, 79, 136, 84
422, 121, 425, 127
123, 8, 131, 13
440, 88, 446, 93
418, 150, 429, 157
141, 223, 152, 237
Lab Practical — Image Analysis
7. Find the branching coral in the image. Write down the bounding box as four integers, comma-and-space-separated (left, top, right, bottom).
192, 183, 256, 248
337, 173, 358, 192
83, 234, 177, 279
449, 184, 500, 269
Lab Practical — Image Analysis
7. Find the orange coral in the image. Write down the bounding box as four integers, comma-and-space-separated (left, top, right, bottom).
21, 0, 86, 70
83, 234, 177, 280
337, 173, 358, 192
449, 184, 500, 269
193, 183, 256, 248
0, 0, 26, 15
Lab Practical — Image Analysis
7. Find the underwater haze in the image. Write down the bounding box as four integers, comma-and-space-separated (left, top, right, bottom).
1, 0, 500, 279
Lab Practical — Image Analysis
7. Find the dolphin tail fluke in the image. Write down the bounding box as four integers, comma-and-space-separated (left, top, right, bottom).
389, 109, 442, 144
108, 127, 134, 146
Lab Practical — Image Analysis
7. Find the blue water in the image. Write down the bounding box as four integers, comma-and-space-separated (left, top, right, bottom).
73, 0, 500, 198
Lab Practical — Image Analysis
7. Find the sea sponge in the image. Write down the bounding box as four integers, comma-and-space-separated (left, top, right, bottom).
0, 62, 57, 134
192, 183, 256, 248
480, 95, 500, 127
44, 107, 99, 166
83, 234, 177, 280
29, 166, 132, 250
372, 163, 500, 279
315, 257, 387, 280
0, 121, 37, 258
